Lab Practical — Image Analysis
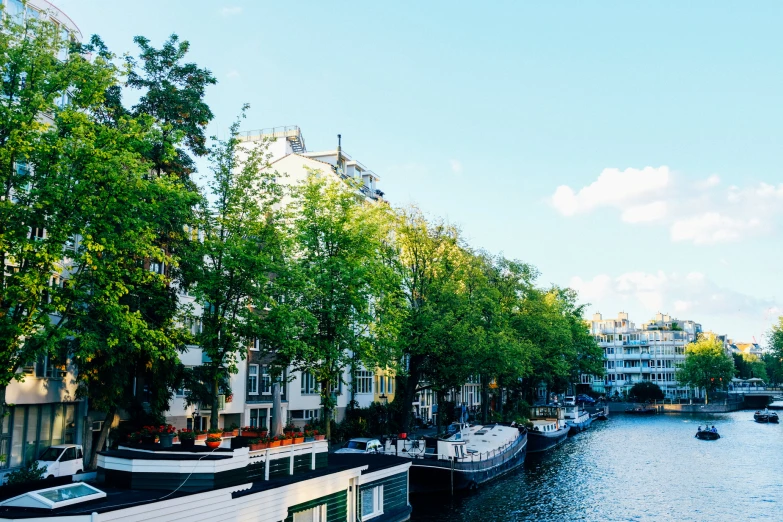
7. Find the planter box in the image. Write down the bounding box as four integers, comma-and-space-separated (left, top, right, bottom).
268, 440, 281, 448
281, 439, 292, 446
180, 438, 195, 448
242, 431, 258, 438
249, 442, 268, 451
293, 437, 305, 444
304, 437, 315, 442
314, 435, 326, 441
222, 432, 234, 438
195, 434, 207, 441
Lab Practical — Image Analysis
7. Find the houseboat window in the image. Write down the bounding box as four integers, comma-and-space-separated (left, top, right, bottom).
345, 441, 367, 450
293, 505, 326, 522
361, 485, 384, 520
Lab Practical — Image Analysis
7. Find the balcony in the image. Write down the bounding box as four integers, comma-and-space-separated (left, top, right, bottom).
622, 367, 642, 374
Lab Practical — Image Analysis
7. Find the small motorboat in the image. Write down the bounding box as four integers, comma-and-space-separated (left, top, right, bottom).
754, 410, 779, 423
625, 406, 657, 415
695, 430, 720, 440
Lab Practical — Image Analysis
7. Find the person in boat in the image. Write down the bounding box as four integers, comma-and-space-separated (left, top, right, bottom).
697, 426, 702, 432
711, 425, 717, 433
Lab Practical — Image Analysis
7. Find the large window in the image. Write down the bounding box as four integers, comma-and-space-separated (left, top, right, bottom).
301, 372, 318, 395
355, 370, 373, 394
260, 365, 272, 395
361, 485, 384, 520
0, 403, 76, 470
248, 365, 259, 395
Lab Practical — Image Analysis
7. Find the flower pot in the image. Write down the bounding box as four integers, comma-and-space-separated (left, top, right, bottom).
293, 437, 304, 444
159, 433, 175, 448
259, 431, 268, 438
180, 438, 195, 448
242, 431, 258, 438
281, 438, 292, 446
249, 442, 268, 451
196, 434, 207, 441
314, 435, 325, 441
268, 440, 281, 448
232, 429, 239, 436
304, 437, 315, 442
206, 440, 221, 449
398, 433, 407, 440
222, 432, 234, 438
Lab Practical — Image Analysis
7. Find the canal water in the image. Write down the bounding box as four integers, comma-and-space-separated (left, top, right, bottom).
410, 409, 783, 521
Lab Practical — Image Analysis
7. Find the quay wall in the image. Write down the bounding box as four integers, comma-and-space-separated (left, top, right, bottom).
607, 401, 743, 414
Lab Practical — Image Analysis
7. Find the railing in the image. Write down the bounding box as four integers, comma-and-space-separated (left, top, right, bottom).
240, 126, 305, 149
402, 432, 526, 472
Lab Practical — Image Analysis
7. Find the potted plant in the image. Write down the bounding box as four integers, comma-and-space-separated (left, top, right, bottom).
178, 428, 196, 448
195, 430, 207, 441
230, 423, 239, 437
313, 429, 325, 441
241, 426, 258, 438
248, 438, 267, 451
259, 426, 268, 438
158, 424, 177, 448
127, 431, 142, 444
304, 430, 315, 442
283, 422, 297, 436
268, 435, 281, 448
140, 426, 158, 445
281, 433, 292, 446
293, 431, 305, 444
205, 435, 222, 449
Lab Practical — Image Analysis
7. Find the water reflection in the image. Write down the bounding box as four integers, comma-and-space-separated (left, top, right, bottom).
410, 411, 783, 521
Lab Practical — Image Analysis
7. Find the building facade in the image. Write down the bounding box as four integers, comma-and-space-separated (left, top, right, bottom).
588, 312, 704, 399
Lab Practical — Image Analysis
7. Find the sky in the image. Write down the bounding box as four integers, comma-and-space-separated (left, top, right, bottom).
50, 0, 783, 343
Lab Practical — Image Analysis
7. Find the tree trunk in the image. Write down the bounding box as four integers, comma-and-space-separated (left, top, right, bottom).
704, 389, 709, 405
210, 376, 220, 430
399, 363, 422, 435
87, 407, 116, 470
435, 389, 444, 435
481, 375, 490, 424
321, 379, 331, 442
271, 380, 283, 436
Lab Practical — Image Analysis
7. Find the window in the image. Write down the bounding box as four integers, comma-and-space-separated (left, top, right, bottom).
293, 505, 326, 522
249, 338, 260, 351
361, 485, 384, 520
380, 376, 385, 394
248, 365, 258, 395
260, 365, 271, 395
7, 0, 23, 19
387, 377, 393, 394
355, 370, 372, 394
301, 372, 318, 395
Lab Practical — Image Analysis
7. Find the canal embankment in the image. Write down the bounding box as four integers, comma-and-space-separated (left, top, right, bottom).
606, 400, 745, 413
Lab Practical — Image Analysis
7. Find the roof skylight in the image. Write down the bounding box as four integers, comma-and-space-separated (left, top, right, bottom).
0, 482, 106, 509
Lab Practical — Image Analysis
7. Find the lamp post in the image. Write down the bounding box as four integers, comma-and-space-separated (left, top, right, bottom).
379, 394, 388, 436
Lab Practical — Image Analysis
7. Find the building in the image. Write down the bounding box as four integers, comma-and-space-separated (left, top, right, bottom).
588, 312, 704, 399
0, 0, 87, 479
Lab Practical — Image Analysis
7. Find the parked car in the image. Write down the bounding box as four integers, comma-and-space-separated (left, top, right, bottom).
576, 394, 596, 405
36, 444, 84, 479
334, 438, 382, 454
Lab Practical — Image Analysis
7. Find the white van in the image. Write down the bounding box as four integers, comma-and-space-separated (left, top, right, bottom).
36, 444, 84, 479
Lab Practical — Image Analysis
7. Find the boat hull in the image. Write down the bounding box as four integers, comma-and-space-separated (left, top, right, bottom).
754, 413, 779, 423
526, 426, 569, 453
408, 433, 527, 494
695, 431, 720, 440
625, 408, 657, 415
567, 415, 594, 435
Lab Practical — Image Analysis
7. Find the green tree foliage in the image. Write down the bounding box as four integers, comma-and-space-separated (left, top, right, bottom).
0, 8, 116, 388
629, 381, 664, 402
676, 336, 734, 404
732, 352, 768, 381
180, 109, 283, 430
278, 172, 401, 439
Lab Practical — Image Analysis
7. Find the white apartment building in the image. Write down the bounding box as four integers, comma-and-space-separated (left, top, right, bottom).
588, 312, 704, 400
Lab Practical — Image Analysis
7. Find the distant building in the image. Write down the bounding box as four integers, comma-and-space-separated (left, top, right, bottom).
587, 312, 705, 399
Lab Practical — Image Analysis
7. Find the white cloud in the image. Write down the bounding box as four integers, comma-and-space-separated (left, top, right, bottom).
226, 69, 241, 79
670, 213, 763, 244
220, 6, 242, 16
621, 201, 667, 223
449, 160, 463, 175
551, 168, 783, 245
570, 270, 781, 331
551, 166, 670, 217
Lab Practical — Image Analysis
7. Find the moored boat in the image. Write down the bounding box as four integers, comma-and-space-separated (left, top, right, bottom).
561, 403, 593, 434
754, 410, 779, 423
527, 406, 570, 453
384, 422, 527, 493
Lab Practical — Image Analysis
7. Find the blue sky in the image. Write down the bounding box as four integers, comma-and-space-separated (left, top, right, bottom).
52, 0, 783, 342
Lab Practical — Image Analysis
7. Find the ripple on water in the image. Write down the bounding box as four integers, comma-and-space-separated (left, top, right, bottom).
410, 411, 783, 521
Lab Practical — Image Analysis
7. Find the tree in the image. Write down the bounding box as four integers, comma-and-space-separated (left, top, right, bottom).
180, 108, 283, 431
0, 11, 118, 432
766, 317, 783, 385
732, 352, 768, 381
676, 336, 734, 404
278, 172, 400, 439
629, 381, 664, 402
